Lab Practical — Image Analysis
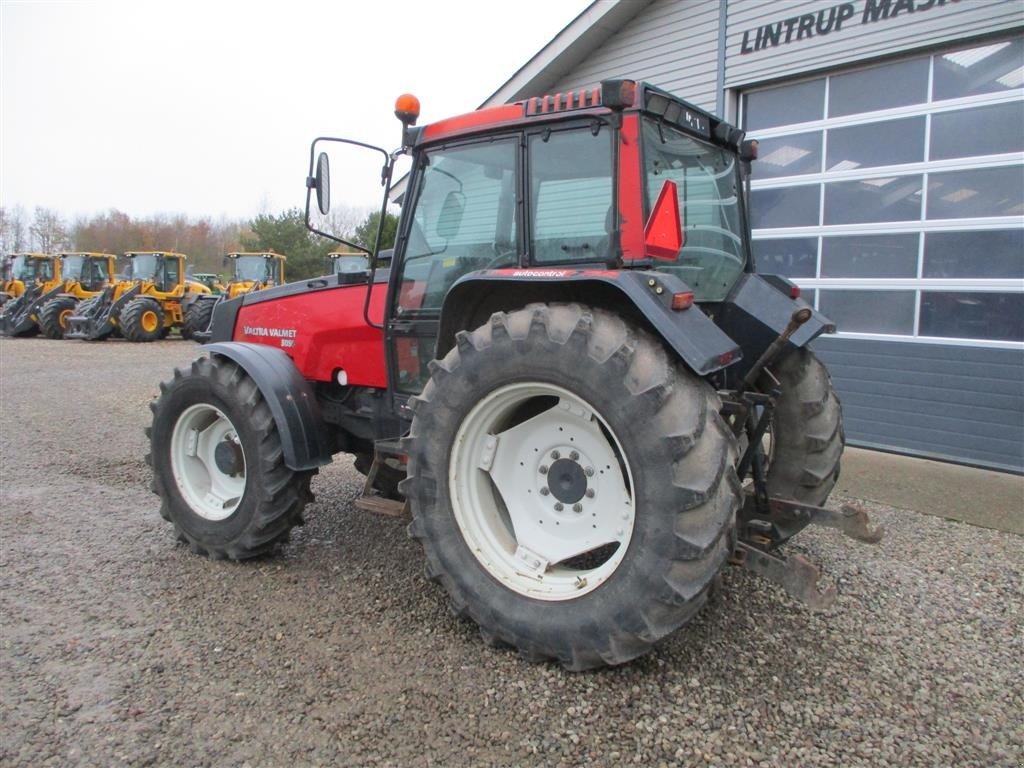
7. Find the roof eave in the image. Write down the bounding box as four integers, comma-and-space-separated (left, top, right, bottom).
481, 0, 656, 107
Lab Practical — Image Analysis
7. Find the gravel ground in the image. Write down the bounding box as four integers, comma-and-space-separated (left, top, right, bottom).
1, 336, 1022, 768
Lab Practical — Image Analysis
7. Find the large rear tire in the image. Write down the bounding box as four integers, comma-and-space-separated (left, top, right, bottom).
403, 304, 739, 670
764, 348, 844, 541
38, 296, 78, 339
147, 355, 315, 559
121, 297, 164, 342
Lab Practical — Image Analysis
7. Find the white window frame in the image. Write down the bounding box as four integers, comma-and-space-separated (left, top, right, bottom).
742, 37, 1024, 350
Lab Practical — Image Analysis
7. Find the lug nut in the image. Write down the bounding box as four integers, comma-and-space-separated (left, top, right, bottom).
551, 450, 560, 460
540, 487, 550, 496
572, 503, 582, 513
585, 467, 594, 477
539, 465, 548, 474
554, 503, 564, 512
569, 451, 579, 461
585, 489, 595, 498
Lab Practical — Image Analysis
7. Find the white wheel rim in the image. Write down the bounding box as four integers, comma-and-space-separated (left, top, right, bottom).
449, 382, 635, 601
170, 403, 246, 521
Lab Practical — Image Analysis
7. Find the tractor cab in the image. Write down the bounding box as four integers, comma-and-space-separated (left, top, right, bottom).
59, 252, 117, 292
191, 273, 225, 294
328, 251, 369, 275
10, 253, 57, 283
127, 252, 185, 294
223, 252, 286, 298
2, 253, 59, 302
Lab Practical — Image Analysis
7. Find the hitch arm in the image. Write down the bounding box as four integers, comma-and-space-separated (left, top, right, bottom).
732, 542, 836, 610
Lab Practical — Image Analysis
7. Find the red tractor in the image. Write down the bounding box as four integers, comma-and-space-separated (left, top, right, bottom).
148, 81, 880, 669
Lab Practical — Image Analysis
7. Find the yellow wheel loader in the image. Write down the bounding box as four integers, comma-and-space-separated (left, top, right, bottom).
181, 252, 286, 341
30, 252, 121, 339
0, 254, 63, 336
65, 251, 211, 342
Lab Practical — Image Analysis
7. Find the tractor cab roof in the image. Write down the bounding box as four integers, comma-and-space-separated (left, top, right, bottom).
126, 251, 188, 259
57, 257, 117, 264
226, 252, 287, 260
413, 79, 745, 154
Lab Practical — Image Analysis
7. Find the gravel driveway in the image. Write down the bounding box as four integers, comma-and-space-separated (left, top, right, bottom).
1, 337, 1021, 767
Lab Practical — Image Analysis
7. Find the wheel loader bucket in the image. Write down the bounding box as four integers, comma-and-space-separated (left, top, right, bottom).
0, 284, 45, 336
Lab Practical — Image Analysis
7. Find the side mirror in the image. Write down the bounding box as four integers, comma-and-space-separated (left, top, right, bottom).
644, 179, 684, 260
436, 190, 466, 240
312, 152, 330, 214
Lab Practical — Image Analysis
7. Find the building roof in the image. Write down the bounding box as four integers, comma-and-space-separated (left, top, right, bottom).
481, 0, 655, 107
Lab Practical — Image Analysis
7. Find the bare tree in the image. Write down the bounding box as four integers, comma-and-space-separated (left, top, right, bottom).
29, 207, 71, 252
0, 206, 29, 252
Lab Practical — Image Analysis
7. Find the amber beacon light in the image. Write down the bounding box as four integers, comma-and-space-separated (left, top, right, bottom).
394, 94, 421, 126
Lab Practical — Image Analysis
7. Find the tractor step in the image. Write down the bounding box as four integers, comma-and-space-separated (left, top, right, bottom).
353, 494, 408, 517
353, 443, 408, 518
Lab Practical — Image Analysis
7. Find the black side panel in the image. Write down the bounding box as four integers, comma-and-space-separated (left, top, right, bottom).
203, 342, 333, 471
439, 269, 741, 376
241, 269, 390, 306
208, 296, 241, 343
717, 273, 834, 382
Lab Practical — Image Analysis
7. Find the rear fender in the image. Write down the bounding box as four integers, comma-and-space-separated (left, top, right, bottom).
438, 268, 742, 376
716, 274, 835, 382
203, 342, 333, 471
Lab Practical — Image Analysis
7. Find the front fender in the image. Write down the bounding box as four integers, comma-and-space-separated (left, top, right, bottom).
439, 268, 741, 376
202, 342, 332, 471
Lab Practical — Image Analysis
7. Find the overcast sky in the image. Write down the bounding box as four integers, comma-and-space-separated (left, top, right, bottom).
1, 0, 594, 222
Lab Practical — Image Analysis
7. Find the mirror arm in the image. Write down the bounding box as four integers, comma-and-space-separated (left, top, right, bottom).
361, 151, 400, 331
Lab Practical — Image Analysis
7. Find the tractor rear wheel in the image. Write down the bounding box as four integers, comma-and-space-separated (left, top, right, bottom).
764, 348, 844, 542
404, 304, 739, 670
182, 298, 216, 342
121, 297, 164, 342
39, 296, 78, 339
147, 355, 315, 559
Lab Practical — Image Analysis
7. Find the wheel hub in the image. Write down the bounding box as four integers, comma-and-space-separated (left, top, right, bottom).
450, 382, 635, 601
169, 403, 246, 521
214, 438, 243, 476
545, 458, 587, 504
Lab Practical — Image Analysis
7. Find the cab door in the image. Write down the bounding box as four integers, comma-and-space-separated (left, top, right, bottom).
386, 136, 522, 397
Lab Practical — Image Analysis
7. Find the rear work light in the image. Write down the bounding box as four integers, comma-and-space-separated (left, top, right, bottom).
671, 292, 694, 311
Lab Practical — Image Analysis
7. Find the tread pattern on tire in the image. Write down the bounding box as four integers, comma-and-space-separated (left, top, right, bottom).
402, 303, 740, 670
765, 347, 844, 509
146, 355, 315, 560
182, 298, 217, 342
121, 297, 164, 342
38, 296, 78, 339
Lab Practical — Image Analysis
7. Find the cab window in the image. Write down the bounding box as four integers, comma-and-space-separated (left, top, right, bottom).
529, 126, 613, 263
397, 139, 519, 315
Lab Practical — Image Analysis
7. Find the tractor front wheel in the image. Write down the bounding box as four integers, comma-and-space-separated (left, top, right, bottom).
39, 296, 78, 339
404, 304, 739, 670
121, 297, 164, 342
147, 355, 315, 559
